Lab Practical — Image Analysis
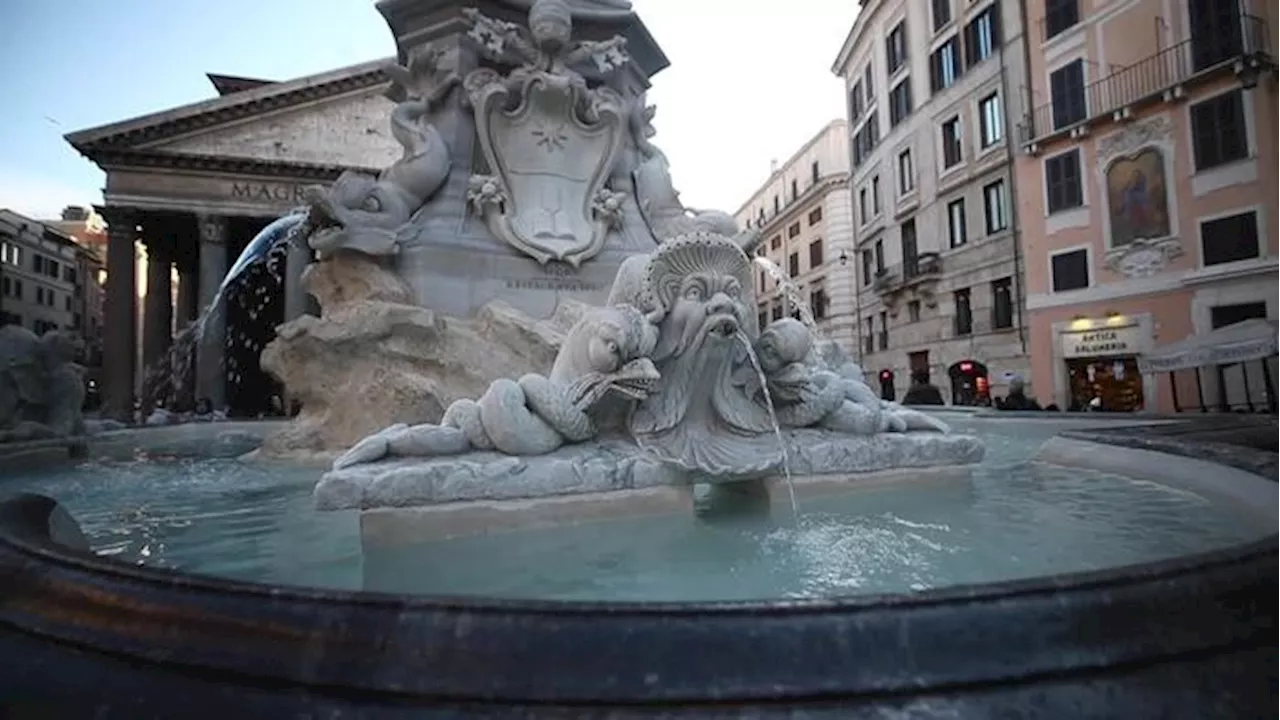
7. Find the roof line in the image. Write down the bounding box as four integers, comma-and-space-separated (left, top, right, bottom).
65, 58, 394, 149
732, 119, 847, 217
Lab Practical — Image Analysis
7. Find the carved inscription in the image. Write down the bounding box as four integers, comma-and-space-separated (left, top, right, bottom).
504, 263, 604, 292
230, 182, 308, 204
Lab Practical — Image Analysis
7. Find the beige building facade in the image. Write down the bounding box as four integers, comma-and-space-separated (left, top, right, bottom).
832, 0, 1032, 404
0, 209, 89, 336
1014, 0, 1277, 411
734, 121, 858, 357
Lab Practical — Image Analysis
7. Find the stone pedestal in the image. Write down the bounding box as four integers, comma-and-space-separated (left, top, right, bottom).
98, 206, 138, 422
369, 0, 670, 320
195, 214, 228, 409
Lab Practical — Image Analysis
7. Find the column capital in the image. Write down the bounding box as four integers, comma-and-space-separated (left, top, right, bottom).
96, 205, 141, 237
196, 213, 229, 245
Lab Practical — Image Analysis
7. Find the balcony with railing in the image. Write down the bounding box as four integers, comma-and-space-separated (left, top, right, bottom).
1019, 14, 1273, 146
874, 252, 942, 297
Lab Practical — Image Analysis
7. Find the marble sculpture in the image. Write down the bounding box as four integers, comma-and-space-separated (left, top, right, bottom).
0, 326, 86, 442
294, 0, 968, 495
334, 231, 950, 481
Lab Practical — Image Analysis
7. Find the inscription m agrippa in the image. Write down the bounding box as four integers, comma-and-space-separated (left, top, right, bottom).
230, 182, 309, 204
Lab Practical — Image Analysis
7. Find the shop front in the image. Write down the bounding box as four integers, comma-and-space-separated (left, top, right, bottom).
1054, 316, 1156, 412
948, 360, 990, 406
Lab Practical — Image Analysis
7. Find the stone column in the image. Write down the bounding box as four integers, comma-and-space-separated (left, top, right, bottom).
283, 239, 312, 322
99, 205, 138, 422
175, 267, 198, 330
196, 213, 229, 409
142, 240, 174, 409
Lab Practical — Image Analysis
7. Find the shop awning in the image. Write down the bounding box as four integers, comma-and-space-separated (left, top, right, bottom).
1139, 318, 1279, 374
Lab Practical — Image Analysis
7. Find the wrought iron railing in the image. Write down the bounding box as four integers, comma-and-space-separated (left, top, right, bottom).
1020, 14, 1271, 144
877, 253, 942, 296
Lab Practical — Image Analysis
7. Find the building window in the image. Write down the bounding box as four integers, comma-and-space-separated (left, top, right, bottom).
790, 179, 799, 199
901, 219, 919, 274
1210, 302, 1266, 330
929, 37, 962, 92
788, 221, 801, 238
810, 287, 828, 320
861, 249, 873, 286
947, 198, 967, 248
978, 92, 1003, 148
811, 161, 820, 184
758, 309, 768, 330
991, 277, 1013, 329
941, 116, 962, 168
983, 179, 1009, 233
964, 5, 1000, 66
886, 21, 908, 74
864, 64, 875, 101
874, 239, 885, 273
908, 299, 921, 322
953, 288, 972, 336
771, 302, 783, 321
808, 207, 823, 225
1190, 0, 1244, 72
864, 316, 875, 354
1050, 59, 1086, 130
858, 187, 869, 223
808, 239, 823, 268
1200, 211, 1260, 266
1191, 90, 1248, 171
853, 113, 881, 168
849, 80, 864, 122
64, 296, 72, 312
871, 175, 882, 215
1050, 248, 1090, 291
759, 270, 767, 291
897, 149, 915, 194
770, 235, 781, 250
1044, 0, 1079, 40
773, 195, 780, 214
878, 311, 889, 350
932, 0, 951, 31
0, 242, 21, 266
788, 251, 800, 277
889, 78, 913, 127
63, 266, 77, 284
1045, 149, 1083, 213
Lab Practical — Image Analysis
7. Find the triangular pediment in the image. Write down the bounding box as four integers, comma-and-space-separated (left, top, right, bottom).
140, 88, 402, 170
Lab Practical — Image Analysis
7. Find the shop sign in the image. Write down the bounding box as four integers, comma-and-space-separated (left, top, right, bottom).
1061, 325, 1144, 358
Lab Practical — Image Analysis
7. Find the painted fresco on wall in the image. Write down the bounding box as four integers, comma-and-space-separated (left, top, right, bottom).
1106, 147, 1170, 247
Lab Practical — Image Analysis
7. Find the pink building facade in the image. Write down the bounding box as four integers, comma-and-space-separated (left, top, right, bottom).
1014, 0, 1277, 411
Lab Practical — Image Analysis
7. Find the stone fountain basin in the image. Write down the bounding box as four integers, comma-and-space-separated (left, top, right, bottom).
0, 425, 1274, 717
314, 428, 984, 509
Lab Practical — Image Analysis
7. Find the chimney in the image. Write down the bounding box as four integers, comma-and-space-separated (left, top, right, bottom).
61, 205, 87, 221
769, 158, 779, 175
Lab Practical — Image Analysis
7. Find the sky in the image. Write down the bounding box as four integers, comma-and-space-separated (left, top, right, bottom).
0, 0, 856, 220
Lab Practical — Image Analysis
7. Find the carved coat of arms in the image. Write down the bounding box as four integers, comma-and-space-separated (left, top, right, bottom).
462, 2, 630, 267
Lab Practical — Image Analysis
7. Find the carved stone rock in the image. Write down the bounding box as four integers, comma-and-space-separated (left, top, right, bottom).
259, 292, 590, 458
0, 326, 85, 442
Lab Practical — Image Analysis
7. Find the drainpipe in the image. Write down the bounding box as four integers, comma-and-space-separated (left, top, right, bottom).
1000, 0, 1031, 357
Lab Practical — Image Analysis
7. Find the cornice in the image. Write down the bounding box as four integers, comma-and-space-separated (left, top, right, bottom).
751, 175, 850, 237
90, 149, 378, 182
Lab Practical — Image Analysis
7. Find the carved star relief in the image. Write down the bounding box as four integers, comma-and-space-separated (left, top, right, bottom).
532, 123, 569, 152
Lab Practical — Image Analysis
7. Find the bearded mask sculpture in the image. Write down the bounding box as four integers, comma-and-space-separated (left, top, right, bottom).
628, 232, 782, 478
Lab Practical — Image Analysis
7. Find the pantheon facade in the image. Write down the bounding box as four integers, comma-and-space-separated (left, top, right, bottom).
67, 61, 404, 421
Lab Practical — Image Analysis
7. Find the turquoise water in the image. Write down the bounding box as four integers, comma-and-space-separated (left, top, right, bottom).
2, 419, 1272, 601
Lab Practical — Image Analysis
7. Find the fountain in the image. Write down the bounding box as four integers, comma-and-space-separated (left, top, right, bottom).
0, 0, 1274, 716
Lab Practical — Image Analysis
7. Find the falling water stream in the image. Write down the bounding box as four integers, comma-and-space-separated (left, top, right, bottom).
753, 256, 818, 332
736, 330, 799, 517
145, 211, 311, 411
